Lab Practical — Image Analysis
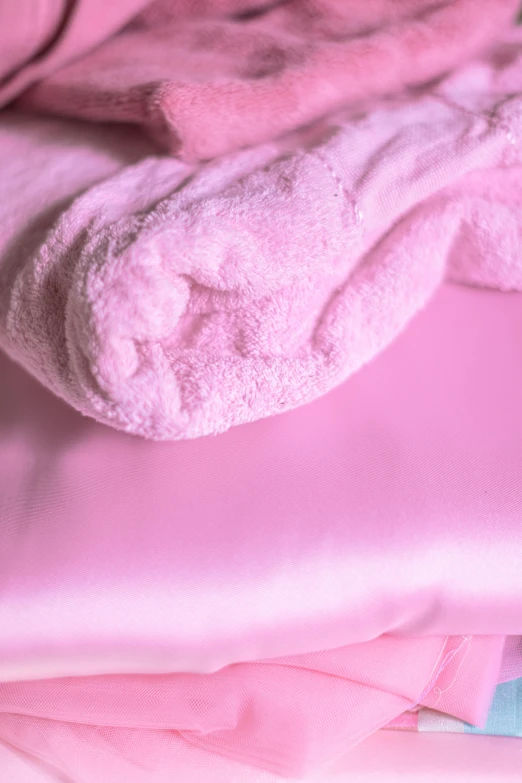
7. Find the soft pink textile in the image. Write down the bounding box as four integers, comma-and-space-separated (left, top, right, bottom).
387, 636, 522, 731
0, 0, 66, 84
1, 259, 521, 776
10, 0, 520, 161
2, 726, 522, 783
0, 635, 506, 778
0, 0, 269, 96
1, 275, 522, 681
499, 637, 522, 684
2, 40, 522, 440
0, 0, 153, 103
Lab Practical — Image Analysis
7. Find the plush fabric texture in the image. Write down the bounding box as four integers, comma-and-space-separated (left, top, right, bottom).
6, 0, 519, 161
1, 38, 522, 439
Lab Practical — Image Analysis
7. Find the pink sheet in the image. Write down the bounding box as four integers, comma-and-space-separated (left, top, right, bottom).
1, 279, 522, 682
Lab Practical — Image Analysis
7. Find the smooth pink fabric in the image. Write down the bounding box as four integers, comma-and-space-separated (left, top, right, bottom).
1, 278, 522, 681
0, 0, 66, 83
0, 635, 507, 778
11, 0, 520, 161
0, 0, 151, 104
2, 40, 522, 440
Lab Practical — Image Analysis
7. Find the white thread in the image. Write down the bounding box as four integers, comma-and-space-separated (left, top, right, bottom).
409, 635, 472, 713
307, 149, 364, 229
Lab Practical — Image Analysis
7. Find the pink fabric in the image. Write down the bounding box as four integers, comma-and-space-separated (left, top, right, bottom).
0, 635, 506, 778
386, 712, 419, 732
1, 272, 522, 682
0, 0, 279, 104
2, 40, 522, 440
0, 0, 151, 105
499, 637, 522, 684
9, 0, 519, 161
1, 178, 521, 773
2, 726, 522, 783
387, 635, 522, 732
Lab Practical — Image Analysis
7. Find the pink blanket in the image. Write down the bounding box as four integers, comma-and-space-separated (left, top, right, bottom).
1, 38, 522, 439
3, 0, 517, 161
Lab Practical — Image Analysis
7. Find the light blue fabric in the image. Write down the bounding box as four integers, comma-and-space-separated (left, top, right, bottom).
419, 677, 522, 737
464, 677, 522, 737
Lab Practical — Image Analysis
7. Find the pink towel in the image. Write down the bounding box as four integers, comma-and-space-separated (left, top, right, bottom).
6, 0, 519, 161
1, 38, 522, 439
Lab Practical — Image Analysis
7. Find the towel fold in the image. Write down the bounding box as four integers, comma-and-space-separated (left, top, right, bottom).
1, 38, 522, 439
7, 0, 519, 161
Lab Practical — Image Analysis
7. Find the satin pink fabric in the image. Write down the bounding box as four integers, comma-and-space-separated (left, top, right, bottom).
1, 281, 522, 682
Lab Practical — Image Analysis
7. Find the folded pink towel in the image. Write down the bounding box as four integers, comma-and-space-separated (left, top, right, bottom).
1, 38, 522, 439
9, 0, 519, 161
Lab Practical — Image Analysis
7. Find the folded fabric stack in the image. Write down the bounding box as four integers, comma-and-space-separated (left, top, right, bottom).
1, 1, 522, 780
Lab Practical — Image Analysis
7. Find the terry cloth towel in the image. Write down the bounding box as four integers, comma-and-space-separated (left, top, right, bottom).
4, 0, 519, 161
1, 37, 522, 439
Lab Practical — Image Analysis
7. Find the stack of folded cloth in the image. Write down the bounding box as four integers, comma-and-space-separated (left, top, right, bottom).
1, 1, 522, 780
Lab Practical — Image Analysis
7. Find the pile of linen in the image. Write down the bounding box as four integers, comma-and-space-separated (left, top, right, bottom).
1, 1, 522, 780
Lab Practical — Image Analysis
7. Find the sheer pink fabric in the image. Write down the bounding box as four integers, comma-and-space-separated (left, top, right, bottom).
0, 635, 507, 778
2, 725, 522, 783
